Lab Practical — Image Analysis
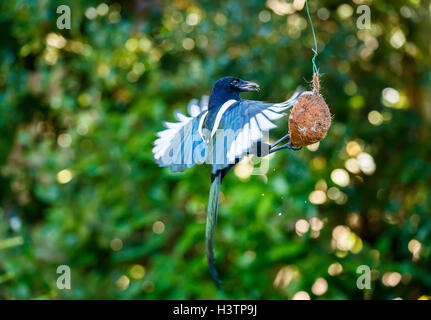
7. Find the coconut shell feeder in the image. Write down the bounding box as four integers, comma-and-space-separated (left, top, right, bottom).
289, 73, 331, 146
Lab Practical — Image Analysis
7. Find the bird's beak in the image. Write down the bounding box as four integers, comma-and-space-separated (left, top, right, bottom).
238, 80, 260, 92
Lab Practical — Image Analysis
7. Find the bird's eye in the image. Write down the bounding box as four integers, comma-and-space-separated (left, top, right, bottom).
231, 80, 239, 86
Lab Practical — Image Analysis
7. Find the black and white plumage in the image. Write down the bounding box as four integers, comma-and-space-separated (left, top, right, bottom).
153, 77, 301, 174
152, 76, 302, 289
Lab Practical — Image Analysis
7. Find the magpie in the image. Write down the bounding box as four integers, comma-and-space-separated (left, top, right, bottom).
153, 76, 302, 288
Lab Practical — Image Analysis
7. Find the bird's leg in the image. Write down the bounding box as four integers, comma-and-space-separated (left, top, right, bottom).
269, 133, 302, 153
270, 133, 291, 149
270, 141, 301, 153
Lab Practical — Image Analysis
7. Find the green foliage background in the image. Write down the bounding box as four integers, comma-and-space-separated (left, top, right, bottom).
0, 0, 430, 299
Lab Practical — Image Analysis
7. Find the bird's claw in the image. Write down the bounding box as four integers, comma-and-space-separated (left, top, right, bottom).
289, 143, 302, 151
269, 133, 302, 153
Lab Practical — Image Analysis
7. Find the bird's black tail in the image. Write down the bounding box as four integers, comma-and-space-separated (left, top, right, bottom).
206, 171, 223, 289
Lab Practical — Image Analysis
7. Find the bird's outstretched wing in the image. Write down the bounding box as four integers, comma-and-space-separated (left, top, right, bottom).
210, 90, 302, 173
152, 96, 209, 172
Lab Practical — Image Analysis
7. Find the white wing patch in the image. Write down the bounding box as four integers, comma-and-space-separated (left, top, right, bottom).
198, 110, 208, 143
152, 111, 192, 161
225, 108, 280, 164
153, 96, 209, 172
209, 99, 237, 141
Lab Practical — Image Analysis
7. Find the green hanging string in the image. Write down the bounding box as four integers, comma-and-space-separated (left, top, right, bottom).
305, 0, 319, 75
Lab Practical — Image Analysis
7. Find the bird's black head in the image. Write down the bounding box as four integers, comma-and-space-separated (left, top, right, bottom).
209, 76, 260, 108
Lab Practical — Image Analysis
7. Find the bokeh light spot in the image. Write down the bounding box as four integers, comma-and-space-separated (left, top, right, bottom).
382, 272, 402, 287
346, 141, 362, 157
328, 262, 343, 276
57, 169, 73, 184
85, 7, 97, 20
97, 3, 109, 16
331, 169, 350, 187
312, 278, 328, 296
317, 8, 330, 20
390, 29, 406, 49
345, 158, 361, 174
382, 87, 400, 105
307, 142, 320, 152
295, 219, 310, 236
337, 4, 353, 19
292, 291, 311, 300
57, 133, 72, 148
116, 275, 130, 290
234, 156, 253, 180
182, 38, 195, 50
152, 221, 165, 234
310, 217, 324, 231
130, 265, 146, 279
186, 13, 200, 26
368, 110, 384, 126
356, 152, 376, 175
408, 239, 421, 261
258, 10, 271, 23
110, 238, 123, 251
309, 190, 327, 205
273, 265, 299, 288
